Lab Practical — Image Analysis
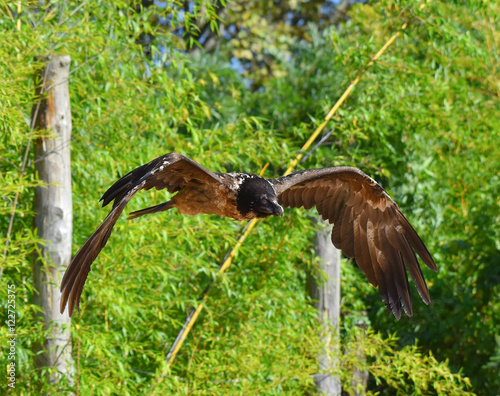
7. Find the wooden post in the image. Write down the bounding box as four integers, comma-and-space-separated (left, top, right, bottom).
308, 218, 341, 395
32, 55, 74, 386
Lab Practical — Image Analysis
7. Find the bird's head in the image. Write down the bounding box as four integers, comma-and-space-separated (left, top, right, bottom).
236, 175, 284, 218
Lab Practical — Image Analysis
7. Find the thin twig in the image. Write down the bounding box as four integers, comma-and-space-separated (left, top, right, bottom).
301, 129, 335, 164
0, 59, 52, 282
76, 338, 81, 396
58, 1, 88, 26
58, 0, 66, 25
68, 52, 102, 76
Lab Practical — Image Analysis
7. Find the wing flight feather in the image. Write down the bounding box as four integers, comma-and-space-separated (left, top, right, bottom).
60, 153, 224, 316
270, 167, 437, 318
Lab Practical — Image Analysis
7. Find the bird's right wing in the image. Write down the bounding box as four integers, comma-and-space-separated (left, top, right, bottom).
60, 153, 224, 316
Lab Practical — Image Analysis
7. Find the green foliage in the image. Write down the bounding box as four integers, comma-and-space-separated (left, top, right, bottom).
1, 0, 496, 394
341, 329, 473, 396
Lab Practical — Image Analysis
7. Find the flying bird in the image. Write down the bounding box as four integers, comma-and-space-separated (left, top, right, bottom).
60, 153, 437, 319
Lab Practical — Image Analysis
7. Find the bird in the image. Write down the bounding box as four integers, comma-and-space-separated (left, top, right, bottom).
60, 152, 437, 319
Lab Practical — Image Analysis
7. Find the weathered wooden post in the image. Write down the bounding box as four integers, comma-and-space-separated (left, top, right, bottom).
308, 218, 341, 395
32, 55, 75, 387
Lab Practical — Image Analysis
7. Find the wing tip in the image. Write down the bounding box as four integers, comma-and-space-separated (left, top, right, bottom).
59, 279, 74, 317
386, 298, 414, 320
387, 302, 403, 320
59, 294, 67, 315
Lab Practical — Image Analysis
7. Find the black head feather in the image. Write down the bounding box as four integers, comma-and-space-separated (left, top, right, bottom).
235, 174, 284, 218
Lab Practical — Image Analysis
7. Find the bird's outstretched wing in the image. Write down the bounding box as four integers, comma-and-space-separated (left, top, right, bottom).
60, 153, 224, 316
269, 167, 437, 319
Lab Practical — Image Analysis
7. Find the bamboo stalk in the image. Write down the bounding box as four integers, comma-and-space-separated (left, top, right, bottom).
165, 20, 410, 368
165, 219, 258, 364
16, 2, 21, 31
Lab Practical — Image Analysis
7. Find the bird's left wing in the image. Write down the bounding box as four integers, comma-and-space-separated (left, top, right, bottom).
60, 153, 225, 316
269, 167, 437, 319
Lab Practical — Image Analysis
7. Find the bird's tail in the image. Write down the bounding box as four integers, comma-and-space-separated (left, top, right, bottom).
127, 201, 174, 219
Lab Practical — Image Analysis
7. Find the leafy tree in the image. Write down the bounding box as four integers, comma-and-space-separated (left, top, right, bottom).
133, 0, 357, 88
1, 0, 496, 394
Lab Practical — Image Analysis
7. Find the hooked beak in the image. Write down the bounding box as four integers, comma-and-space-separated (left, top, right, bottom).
257, 201, 284, 217
273, 203, 284, 217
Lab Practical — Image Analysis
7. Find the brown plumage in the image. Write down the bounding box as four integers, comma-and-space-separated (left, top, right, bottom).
270, 168, 437, 318
60, 153, 437, 319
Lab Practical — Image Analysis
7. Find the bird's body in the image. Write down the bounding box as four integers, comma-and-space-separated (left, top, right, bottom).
172, 173, 280, 220
60, 153, 437, 319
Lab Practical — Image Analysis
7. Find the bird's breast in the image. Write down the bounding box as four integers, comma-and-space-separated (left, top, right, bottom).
173, 184, 252, 220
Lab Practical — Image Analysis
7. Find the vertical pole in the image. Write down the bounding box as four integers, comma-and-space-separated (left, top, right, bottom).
308, 218, 341, 395
32, 55, 74, 387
